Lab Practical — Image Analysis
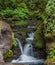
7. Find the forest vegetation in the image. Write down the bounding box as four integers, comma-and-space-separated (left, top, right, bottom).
0, 0, 55, 65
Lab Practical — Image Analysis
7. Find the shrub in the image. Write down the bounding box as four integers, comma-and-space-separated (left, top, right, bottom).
48, 43, 55, 58
13, 3, 28, 19
44, 0, 55, 36
0, 8, 13, 17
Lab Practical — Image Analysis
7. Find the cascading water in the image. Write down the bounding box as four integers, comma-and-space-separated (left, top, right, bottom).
15, 38, 23, 54
23, 32, 34, 56
23, 44, 33, 56
12, 32, 44, 64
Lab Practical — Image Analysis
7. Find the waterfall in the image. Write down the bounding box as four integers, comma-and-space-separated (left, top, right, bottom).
12, 32, 44, 64
23, 32, 34, 56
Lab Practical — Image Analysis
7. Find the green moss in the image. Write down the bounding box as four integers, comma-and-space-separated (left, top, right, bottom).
0, 8, 13, 17
48, 43, 55, 58
6, 50, 13, 57
10, 3, 29, 19
35, 42, 43, 48
45, 43, 55, 65
4, 49, 13, 58
11, 32, 17, 46
34, 23, 44, 48
11, 20, 28, 26
45, 57, 55, 65
12, 38, 17, 46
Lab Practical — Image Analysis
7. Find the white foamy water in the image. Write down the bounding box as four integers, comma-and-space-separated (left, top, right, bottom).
12, 54, 44, 64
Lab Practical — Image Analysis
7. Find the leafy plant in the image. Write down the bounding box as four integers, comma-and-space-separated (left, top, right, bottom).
44, 0, 55, 36
0, 8, 13, 17
11, 20, 28, 26
45, 0, 55, 16
12, 38, 17, 46
48, 43, 55, 58
13, 3, 28, 19
28, 0, 36, 9
6, 49, 13, 57
0, 2, 29, 19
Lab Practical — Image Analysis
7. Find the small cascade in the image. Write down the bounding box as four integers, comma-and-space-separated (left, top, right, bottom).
26, 32, 34, 41
15, 38, 23, 54
23, 44, 33, 56
12, 32, 44, 64
23, 32, 34, 56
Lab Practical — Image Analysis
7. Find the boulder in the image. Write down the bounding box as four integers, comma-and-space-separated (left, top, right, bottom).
0, 21, 12, 62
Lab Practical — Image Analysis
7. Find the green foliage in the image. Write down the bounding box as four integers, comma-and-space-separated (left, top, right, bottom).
44, 19, 55, 34
33, 10, 46, 20
12, 32, 17, 46
13, 3, 28, 19
0, 2, 29, 26
28, 0, 36, 9
0, 0, 23, 10
12, 39, 17, 46
0, 0, 48, 19
45, 0, 55, 16
27, 0, 48, 10
0, 8, 13, 17
0, 3, 28, 19
45, 43, 55, 65
44, 1, 55, 63
48, 43, 55, 58
12, 20, 28, 26
4, 49, 13, 58
0, 0, 48, 26
6, 50, 13, 57
35, 42, 44, 48
44, 0, 55, 36
34, 22, 44, 48
49, 49, 55, 58
12, 38, 17, 46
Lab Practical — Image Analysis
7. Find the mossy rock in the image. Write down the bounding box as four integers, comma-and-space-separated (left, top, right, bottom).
12, 32, 17, 46
45, 57, 55, 65
35, 42, 44, 48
